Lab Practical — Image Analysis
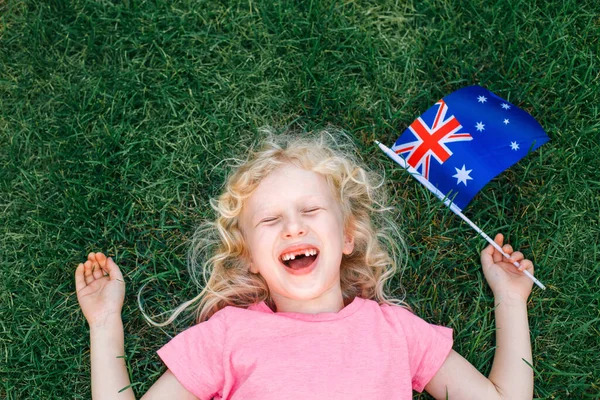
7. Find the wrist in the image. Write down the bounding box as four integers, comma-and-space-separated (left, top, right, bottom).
89, 311, 123, 332
493, 290, 529, 306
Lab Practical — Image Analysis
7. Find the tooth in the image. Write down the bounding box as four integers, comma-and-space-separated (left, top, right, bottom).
305, 251, 309, 256
290, 255, 295, 260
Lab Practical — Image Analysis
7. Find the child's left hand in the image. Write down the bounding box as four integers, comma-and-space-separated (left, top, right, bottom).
481, 233, 534, 302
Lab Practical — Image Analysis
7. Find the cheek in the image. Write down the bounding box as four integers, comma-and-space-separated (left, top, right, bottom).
249, 230, 273, 255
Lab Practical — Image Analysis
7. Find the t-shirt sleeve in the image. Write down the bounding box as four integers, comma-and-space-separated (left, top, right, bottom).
392, 306, 453, 392
156, 310, 227, 399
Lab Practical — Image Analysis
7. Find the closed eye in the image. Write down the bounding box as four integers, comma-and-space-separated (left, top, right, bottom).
303, 207, 321, 213
260, 217, 278, 224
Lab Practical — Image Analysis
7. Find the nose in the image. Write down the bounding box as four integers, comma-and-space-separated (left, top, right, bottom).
282, 215, 307, 239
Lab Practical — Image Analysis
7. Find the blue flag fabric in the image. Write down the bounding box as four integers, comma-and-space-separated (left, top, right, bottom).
392, 86, 550, 210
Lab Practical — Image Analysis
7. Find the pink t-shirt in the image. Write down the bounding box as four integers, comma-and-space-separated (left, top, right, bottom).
157, 296, 453, 399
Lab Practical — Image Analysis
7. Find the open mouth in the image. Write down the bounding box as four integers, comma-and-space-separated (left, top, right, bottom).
280, 248, 319, 270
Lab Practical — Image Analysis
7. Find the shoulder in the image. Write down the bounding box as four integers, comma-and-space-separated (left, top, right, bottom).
354, 298, 415, 332
192, 302, 270, 330
171, 305, 250, 339
379, 301, 418, 322
360, 297, 415, 321
198, 304, 258, 327
159, 305, 258, 350
363, 299, 451, 337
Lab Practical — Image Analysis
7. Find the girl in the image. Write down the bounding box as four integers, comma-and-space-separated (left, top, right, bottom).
75, 130, 535, 400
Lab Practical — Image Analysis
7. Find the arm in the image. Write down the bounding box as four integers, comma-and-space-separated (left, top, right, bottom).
424, 233, 534, 400
89, 315, 135, 400
488, 291, 532, 398
76, 253, 198, 400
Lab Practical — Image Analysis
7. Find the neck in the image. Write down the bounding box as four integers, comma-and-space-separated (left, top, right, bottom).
272, 286, 345, 314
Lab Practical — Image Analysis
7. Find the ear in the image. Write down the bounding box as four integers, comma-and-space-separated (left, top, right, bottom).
342, 227, 355, 255
247, 253, 259, 274
343, 234, 355, 255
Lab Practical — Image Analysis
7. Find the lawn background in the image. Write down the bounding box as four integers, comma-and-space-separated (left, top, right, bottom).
1, 0, 599, 398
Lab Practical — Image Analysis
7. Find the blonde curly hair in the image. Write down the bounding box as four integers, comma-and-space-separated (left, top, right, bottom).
140, 128, 408, 326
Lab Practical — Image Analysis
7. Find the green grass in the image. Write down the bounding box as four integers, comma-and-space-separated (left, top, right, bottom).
1, 0, 599, 398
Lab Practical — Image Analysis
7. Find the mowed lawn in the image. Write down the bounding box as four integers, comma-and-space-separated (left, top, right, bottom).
1, 0, 599, 398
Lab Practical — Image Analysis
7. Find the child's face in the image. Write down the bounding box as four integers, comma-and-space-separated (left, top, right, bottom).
239, 163, 354, 312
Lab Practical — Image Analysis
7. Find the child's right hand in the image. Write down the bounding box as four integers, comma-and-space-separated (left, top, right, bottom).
75, 252, 125, 328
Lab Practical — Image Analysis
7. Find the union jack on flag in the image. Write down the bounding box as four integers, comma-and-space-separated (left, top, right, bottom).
393, 99, 473, 180
392, 86, 550, 210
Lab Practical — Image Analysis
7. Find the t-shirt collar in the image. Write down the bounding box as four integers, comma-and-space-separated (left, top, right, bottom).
249, 296, 365, 322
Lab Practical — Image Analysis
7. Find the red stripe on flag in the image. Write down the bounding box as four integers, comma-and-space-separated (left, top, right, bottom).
395, 146, 415, 154
432, 100, 445, 129
407, 117, 461, 167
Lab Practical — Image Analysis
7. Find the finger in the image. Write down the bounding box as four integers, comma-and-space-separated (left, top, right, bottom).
106, 257, 125, 282
90, 254, 104, 280
481, 233, 503, 266
83, 260, 95, 285
492, 233, 504, 263
75, 263, 86, 292
93, 252, 109, 276
517, 259, 534, 273
95, 253, 108, 276
480, 242, 495, 266
507, 251, 524, 263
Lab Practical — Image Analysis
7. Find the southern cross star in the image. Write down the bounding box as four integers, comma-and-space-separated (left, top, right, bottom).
453, 165, 473, 186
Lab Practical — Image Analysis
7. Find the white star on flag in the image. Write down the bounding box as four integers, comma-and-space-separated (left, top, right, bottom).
453, 165, 473, 186
475, 121, 485, 131
510, 141, 520, 150
477, 95, 487, 103
503, 119, 510, 125
501, 103, 511, 110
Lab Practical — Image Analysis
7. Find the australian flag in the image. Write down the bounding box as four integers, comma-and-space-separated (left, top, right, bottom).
392, 86, 550, 210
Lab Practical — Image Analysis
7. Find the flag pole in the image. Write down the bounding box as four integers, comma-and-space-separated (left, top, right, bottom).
375, 140, 546, 290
